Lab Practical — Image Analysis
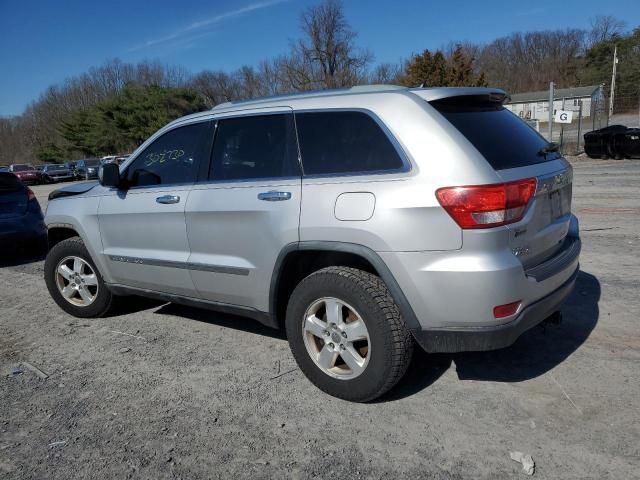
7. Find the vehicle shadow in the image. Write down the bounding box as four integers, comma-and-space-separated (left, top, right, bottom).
105, 295, 168, 317
380, 270, 600, 401
153, 303, 287, 340
0, 249, 46, 268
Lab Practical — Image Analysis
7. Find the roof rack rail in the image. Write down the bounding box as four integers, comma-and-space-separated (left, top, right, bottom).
210, 84, 408, 110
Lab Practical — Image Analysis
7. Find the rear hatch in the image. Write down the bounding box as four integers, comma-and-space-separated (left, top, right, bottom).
0, 174, 28, 219
431, 95, 573, 268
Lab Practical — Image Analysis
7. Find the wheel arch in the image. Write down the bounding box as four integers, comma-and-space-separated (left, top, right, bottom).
47, 223, 82, 249
46, 222, 110, 282
270, 241, 421, 332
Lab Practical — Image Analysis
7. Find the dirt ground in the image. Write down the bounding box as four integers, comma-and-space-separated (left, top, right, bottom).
1, 158, 639, 479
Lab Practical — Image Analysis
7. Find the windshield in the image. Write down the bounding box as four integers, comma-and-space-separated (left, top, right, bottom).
430, 97, 561, 170
47, 165, 66, 171
12, 165, 33, 172
85, 160, 100, 167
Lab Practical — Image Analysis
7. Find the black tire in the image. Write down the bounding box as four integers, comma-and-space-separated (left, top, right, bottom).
285, 266, 414, 402
44, 236, 116, 318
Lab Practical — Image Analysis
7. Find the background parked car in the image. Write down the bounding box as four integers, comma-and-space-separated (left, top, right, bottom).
8, 164, 44, 185
0, 166, 8, 172
74, 158, 101, 180
42, 163, 75, 183
0, 172, 46, 252
64, 161, 77, 176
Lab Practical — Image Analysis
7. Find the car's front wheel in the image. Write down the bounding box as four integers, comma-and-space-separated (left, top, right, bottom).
44, 237, 116, 318
286, 267, 414, 402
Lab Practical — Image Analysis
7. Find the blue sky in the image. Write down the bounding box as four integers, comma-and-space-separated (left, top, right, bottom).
1, 0, 638, 116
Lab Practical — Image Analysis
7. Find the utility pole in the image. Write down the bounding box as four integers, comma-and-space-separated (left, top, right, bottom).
608, 45, 618, 119
548, 81, 554, 141
577, 99, 583, 153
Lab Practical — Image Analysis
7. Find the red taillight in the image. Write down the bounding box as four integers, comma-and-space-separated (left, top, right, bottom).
436, 178, 537, 229
26, 188, 36, 201
493, 301, 522, 319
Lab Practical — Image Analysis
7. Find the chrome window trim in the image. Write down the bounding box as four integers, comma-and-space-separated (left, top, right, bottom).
192, 176, 301, 188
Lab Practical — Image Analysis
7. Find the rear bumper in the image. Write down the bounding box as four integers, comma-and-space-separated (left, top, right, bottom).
47, 174, 74, 181
17, 177, 39, 184
412, 267, 578, 352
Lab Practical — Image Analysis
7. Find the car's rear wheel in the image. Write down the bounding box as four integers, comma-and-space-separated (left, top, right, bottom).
286, 266, 414, 402
45, 237, 116, 318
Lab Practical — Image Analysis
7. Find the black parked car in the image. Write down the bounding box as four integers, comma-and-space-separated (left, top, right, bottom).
42, 163, 75, 183
74, 158, 101, 180
0, 172, 47, 252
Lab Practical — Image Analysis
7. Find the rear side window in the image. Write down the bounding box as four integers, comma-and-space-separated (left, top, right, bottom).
431, 98, 561, 170
295, 111, 405, 176
126, 121, 212, 187
210, 114, 300, 181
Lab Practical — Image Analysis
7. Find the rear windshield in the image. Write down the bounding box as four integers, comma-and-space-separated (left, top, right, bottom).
431, 97, 561, 170
0, 174, 22, 192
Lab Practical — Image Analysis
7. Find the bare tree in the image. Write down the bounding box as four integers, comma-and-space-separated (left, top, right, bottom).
287, 0, 372, 90
369, 62, 404, 84
588, 15, 627, 46
190, 70, 240, 107
475, 29, 586, 92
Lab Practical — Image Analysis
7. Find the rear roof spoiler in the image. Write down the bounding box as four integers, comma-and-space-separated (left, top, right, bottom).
410, 87, 510, 105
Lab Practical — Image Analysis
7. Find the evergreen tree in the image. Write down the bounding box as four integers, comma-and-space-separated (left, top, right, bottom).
401, 45, 487, 87
56, 84, 206, 160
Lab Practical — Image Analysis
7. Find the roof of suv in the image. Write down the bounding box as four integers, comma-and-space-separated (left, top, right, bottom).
168, 84, 509, 128
212, 85, 508, 111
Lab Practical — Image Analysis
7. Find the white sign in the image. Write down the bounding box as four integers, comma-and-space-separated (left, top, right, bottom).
554, 110, 573, 124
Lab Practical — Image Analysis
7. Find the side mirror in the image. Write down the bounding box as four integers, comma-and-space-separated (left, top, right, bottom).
99, 163, 121, 188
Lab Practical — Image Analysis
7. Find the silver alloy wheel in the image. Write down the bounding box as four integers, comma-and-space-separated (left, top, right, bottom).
55, 256, 99, 307
302, 297, 371, 380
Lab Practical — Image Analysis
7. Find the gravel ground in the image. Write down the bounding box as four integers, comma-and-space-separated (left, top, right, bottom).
1, 158, 639, 479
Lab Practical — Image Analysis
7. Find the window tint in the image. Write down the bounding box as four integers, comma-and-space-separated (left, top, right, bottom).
0, 173, 22, 192
127, 122, 212, 187
295, 111, 404, 176
431, 98, 560, 170
210, 114, 299, 181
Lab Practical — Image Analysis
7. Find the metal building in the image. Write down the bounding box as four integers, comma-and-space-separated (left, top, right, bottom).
505, 85, 603, 121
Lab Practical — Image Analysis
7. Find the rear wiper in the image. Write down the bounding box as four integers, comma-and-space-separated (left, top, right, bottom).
537, 142, 560, 158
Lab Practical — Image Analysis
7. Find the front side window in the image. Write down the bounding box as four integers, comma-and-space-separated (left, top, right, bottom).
126, 122, 212, 187
295, 111, 405, 176
209, 113, 299, 181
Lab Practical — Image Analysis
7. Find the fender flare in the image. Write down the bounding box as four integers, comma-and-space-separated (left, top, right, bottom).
269, 241, 421, 332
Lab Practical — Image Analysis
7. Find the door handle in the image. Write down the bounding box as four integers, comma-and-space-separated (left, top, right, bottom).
156, 195, 180, 204
257, 191, 292, 202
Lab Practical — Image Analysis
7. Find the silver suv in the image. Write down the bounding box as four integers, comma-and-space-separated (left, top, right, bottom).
43, 85, 580, 402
